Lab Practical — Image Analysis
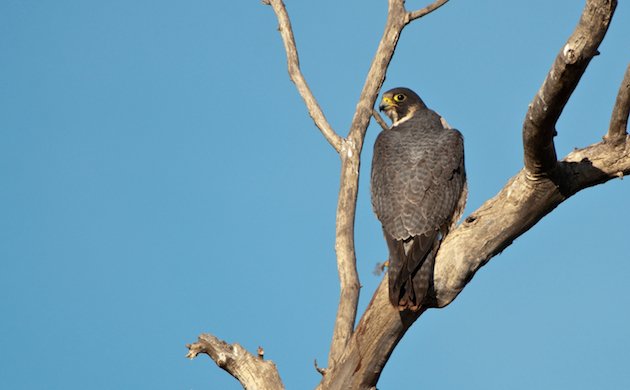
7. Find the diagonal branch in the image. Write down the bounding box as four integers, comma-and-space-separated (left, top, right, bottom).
372, 109, 389, 131
408, 0, 449, 22
263, 0, 343, 152
606, 63, 630, 141
522, 0, 616, 177
318, 1, 622, 387
320, 129, 630, 390
186, 334, 285, 389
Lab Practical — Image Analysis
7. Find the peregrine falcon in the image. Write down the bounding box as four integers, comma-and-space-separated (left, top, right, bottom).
371, 87, 467, 311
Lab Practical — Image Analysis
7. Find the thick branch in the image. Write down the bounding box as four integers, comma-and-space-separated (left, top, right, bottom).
436, 137, 630, 305
264, 0, 343, 152
186, 334, 285, 389
606, 64, 630, 141
321, 134, 630, 389
522, 0, 616, 176
318, 1, 623, 387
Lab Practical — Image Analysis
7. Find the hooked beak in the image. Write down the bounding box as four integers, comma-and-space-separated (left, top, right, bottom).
379, 96, 395, 111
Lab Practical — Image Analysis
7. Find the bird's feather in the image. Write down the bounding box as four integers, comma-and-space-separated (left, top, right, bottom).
371, 87, 466, 310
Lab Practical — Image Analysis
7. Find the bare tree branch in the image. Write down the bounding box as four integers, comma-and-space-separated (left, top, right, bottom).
319, 135, 630, 389
434, 141, 630, 308
522, 0, 616, 177
263, 0, 343, 152
187, 334, 285, 389
326, 0, 408, 367
606, 63, 630, 141
328, 0, 448, 368
193, 0, 626, 388
408, 0, 449, 22
372, 109, 389, 131
318, 1, 623, 387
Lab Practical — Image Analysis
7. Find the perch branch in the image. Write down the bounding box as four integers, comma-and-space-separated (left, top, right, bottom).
264, 0, 343, 152
319, 133, 630, 390
522, 0, 616, 177
318, 1, 621, 387
606, 63, 630, 141
187, 334, 285, 389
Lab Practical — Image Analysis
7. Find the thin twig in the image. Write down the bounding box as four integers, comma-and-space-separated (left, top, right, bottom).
408, 0, 450, 22
264, 0, 343, 152
372, 109, 389, 131
314, 359, 327, 376
606, 63, 630, 141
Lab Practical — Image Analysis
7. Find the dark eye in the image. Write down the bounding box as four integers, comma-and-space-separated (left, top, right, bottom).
394, 94, 406, 102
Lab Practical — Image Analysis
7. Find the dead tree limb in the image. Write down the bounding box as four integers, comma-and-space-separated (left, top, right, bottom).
317, 0, 622, 388
320, 135, 630, 390
261, 0, 342, 152
407, 0, 449, 22
372, 109, 389, 131
190, 0, 627, 388
522, 0, 616, 177
186, 334, 285, 389
265, 0, 450, 370
328, 0, 449, 368
606, 64, 630, 141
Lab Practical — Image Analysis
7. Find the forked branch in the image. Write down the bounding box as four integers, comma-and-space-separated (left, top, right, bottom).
191, 0, 627, 388
318, 0, 622, 388
522, 0, 616, 177
267, 0, 453, 371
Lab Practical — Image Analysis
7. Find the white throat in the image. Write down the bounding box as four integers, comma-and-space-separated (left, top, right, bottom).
390, 107, 417, 128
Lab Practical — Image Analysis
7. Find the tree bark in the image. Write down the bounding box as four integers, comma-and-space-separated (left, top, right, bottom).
186, 334, 285, 389
522, 0, 616, 177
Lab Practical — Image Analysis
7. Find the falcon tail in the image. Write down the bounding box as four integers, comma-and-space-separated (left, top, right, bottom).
386, 232, 438, 311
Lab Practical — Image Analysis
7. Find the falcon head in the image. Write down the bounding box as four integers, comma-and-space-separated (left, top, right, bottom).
379, 87, 427, 125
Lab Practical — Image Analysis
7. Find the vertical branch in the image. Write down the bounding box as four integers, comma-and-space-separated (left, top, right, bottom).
267, 0, 453, 377
522, 0, 616, 177
327, 0, 451, 370
606, 63, 630, 141
327, 0, 408, 368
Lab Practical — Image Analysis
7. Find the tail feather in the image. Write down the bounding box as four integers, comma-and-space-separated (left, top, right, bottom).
386, 231, 438, 311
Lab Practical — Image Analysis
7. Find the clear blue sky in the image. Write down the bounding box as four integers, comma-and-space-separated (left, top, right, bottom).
1, 1, 629, 389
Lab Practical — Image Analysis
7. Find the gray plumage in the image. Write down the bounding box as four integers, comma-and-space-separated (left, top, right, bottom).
371, 87, 467, 311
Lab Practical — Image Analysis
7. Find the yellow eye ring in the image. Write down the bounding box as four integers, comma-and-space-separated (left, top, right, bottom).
394, 94, 406, 102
